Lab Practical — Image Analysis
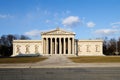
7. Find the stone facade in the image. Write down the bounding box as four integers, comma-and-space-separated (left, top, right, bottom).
76, 40, 103, 56
13, 40, 42, 56
12, 28, 103, 56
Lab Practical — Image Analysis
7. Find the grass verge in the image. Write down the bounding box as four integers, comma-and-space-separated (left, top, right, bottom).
69, 56, 120, 63
0, 57, 47, 63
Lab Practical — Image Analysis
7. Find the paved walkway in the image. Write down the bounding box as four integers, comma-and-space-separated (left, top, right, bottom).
0, 55, 120, 68
30, 55, 76, 68
34, 55, 75, 65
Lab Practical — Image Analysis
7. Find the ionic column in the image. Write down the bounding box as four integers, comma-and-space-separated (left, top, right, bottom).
44, 38, 46, 54
68, 38, 70, 54
46, 38, 48, 54
75, 40, 77, 55
70, 38, 71, 54
50, 38, 52, 55
64, 38, 66, 54
43, 38, 46, 54
55, 38, 57, 54
59, 38, 61, 54
72, 38, 74, 54
42, 38, 44, 54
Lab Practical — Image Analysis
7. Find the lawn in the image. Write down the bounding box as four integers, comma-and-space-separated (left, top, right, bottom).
0, 56, 47, 63
69, 56, 120, 63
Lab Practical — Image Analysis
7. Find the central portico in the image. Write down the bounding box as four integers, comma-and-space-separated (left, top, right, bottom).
41, 28, 75, 55
13, 27, 103, 56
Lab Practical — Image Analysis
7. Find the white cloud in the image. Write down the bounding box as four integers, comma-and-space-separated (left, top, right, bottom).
111, 22, 120, 25
94, 29, 119, 35
54, 13, 59, 17
112, 25, 119, 28
44, 10, 50, 15
86, 21, 96, 28
24, 30, 41, 37
45, 19, 51, 23
62, 16, 80, 27
111, 22, 120, 29
0, 14, 13, 18
0, 14, 7, 18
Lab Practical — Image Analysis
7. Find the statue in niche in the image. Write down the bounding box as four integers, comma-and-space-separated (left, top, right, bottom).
96, 45, 100, 52
86, 45, 90, 52
16, 45, 21, 53
78, 45, 81, 53
35, 45, 39, 53
25, 45, 30, 53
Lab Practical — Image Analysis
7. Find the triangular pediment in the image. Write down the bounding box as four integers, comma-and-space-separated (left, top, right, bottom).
41, 28, 75, 35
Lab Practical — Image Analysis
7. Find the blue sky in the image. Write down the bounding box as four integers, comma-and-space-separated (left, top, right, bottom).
0, 0, 120, 40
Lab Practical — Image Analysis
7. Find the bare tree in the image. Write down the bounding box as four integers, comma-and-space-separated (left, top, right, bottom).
0, 34, 30, 57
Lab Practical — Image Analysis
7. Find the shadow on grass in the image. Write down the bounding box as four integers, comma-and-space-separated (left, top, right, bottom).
0, 56, 47, 63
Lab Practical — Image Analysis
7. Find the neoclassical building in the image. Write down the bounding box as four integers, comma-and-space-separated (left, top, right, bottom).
13, 28, 103, 56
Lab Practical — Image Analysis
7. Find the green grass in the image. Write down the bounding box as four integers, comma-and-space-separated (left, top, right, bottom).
0, 57, 47, 63
69, 56, 120, 63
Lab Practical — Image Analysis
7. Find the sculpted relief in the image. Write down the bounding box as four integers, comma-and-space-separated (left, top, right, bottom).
78, 44, 100, 53
16, 44, 40, 54
16, 45, 21, 53
86, 45, 91, 52
35, 45, 39, 53
41, 28, 75, 35
78, 45, 82, 53
25, 44, 30, 53
96, 45, 100, 52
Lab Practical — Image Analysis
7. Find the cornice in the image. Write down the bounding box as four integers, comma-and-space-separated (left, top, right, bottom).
13, 40, 42, 43
78, 40, 103, 42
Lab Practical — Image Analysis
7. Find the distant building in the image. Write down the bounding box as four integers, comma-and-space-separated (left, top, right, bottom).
13, 28, 103, 56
